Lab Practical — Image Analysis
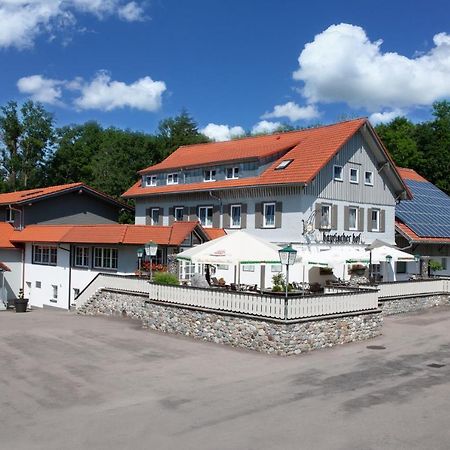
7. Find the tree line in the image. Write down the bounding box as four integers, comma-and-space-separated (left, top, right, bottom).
0, 100, 449, 202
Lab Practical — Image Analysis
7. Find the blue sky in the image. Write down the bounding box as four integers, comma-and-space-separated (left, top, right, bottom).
1, 0, 450, 140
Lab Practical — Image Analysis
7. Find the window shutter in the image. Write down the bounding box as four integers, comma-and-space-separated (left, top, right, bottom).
223, 204, 230, 228
158, 208, 164, 225
241, 203, 247, 229
145, 208, 151, 225
189, 206, 198, 222
314, 203, 321, 229
212, 205, 220, 228
168, 207, 174, 225
331, 205, 338, 230
380, 209, 386, 233
255, 202, 263, 229
358, 207, 365, 231
275, 202, 282, 228
343, 206, 349, 231
367, 208, 373, 232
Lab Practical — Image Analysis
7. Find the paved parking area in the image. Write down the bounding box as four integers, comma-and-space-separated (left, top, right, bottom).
2, 307, 450, 450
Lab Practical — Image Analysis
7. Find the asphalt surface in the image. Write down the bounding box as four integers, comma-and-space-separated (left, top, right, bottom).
1, 307, 450, 450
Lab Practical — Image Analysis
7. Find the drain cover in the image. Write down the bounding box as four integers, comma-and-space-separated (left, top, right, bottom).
427, 363, 446, 368
366, 345, 386, 350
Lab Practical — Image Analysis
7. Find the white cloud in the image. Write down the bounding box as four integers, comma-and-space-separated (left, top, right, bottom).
251, 120, 282, 135
293, 23, 450, 112
262, 101, 320, 122
16, 72, 166, 112
0, 0, 148, 49
73, 72, 166, 111
17, 74, 64, 105
118, 2, 145, 22
369, 109, 404, 125
200, 123, 245, 142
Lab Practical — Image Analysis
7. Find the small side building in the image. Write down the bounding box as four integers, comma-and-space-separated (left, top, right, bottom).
395, 167, 450, 279
10, 222, 223, 309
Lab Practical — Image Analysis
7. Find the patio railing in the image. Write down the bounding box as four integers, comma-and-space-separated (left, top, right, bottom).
377, 278, 450, 300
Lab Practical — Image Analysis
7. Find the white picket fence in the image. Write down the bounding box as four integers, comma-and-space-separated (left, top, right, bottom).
148, 283, 378, 320
75, 274, 149, 309
378, 278, 450, 299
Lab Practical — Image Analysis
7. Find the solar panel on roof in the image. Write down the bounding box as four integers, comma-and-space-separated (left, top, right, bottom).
396, 179, 450, 238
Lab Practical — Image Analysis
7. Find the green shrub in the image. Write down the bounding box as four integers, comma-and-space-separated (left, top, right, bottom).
429, 260, 443, 272
153, 272, 180, 285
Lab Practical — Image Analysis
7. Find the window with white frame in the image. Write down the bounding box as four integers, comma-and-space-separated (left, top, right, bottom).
396, 262, 407, 273
174, 207, 184, 221
364, 171, 374, 186
275, 159, 293, 170
74, 246, 90, 267
5, 209, 15, 223
226, 167, 239, 179
263, 202, 276, 228
230, 204, 241, 228
204, 169, 216, 182
350, 168, 359, 184
242, 265, 255, 272
333, 165, 343, 181
167, 173, 179, 185
93, 247, 118, 270
52, 285, 58, 299
271, 264, 282, 272
371, 209, 380, 231
33, 245, 57, 266
151, 208, 160, 226
349, 207, 358, 231
198, 206, 213, 228
320, 204, 331, 229
145, 175, 157, 186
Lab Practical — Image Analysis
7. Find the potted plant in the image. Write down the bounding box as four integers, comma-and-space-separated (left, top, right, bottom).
15, 288, 29, 313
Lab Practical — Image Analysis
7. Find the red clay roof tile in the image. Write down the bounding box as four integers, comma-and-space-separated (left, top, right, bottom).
0, 223, 16, 248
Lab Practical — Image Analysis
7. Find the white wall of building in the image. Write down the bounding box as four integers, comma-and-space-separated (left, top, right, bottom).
0, 248, 22, 301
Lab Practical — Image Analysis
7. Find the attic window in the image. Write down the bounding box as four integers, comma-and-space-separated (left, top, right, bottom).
275, 159, 293, 170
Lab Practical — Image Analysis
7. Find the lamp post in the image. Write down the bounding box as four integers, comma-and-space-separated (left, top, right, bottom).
137, 247, 144, 277
279, 244, 297, 320
145, 241, 158, 281
414, 254, 421, 278
385, 254, 392, 282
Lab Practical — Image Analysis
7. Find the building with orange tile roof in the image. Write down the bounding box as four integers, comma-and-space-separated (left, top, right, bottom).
0, 182, 132, 229
395, 167, 450, 278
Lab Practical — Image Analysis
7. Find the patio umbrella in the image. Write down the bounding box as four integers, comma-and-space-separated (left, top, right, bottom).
369, 246, 415, 263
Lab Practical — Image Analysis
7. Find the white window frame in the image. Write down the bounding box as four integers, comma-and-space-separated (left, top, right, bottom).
198, 206, 213, 228
230, 204, 241, 229
242, 265, 255, 272
203, 169, 216, 182
364, 171, 374, 186
320, 204, 331, 229
145, 175, 157, 187
350, 168, 359, 184
174, 207, 184, 222
348, 207, 358, 231
5, 208, 15, 223
371, 209, 380, 232
263, 202, 276, 228
167, 173, 179, 185
151, 208, 160, 226
333, 165, 343, 181
32, 245, 57, 266
226, 167, 239, 179
93, 247, 118, 270
74, 246, 90, 268
52, 285, 58, 299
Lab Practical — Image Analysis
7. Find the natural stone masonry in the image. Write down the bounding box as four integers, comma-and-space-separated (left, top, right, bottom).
380, 294, 450, 316
78, 290, 383, 356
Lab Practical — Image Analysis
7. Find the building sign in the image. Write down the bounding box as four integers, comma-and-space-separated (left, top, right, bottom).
322, 232, 363, 244
210, 250, 226, 256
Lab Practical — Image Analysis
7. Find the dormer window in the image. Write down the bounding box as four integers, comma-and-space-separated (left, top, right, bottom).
275, 159, 293, 170
226, 167, 239, 179
167, 173, 179, 185
204, 169, 216, 182
145, 175, 157, 187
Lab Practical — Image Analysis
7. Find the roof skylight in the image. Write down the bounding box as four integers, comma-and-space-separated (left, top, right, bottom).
275, 159, 293, 170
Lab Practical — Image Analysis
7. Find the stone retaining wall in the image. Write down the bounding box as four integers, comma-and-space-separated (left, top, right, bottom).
380, 294, 450, 316
78, 290, 383, 356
